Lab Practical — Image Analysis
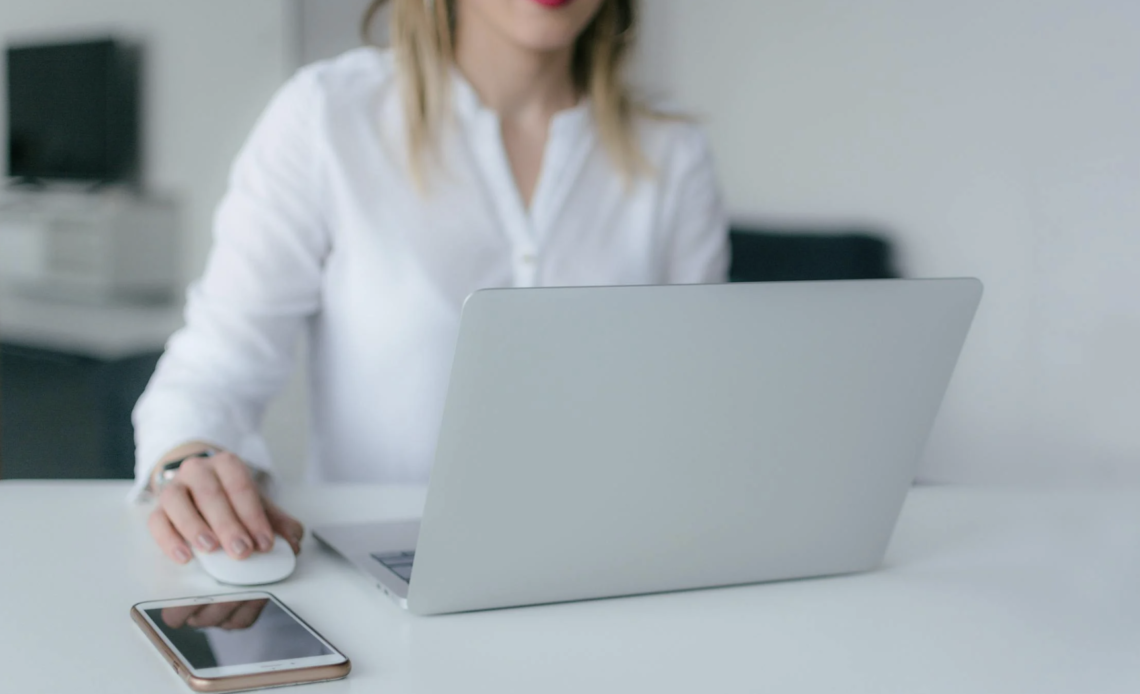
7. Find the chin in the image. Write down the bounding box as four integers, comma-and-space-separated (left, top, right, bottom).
467, 0, 606, 53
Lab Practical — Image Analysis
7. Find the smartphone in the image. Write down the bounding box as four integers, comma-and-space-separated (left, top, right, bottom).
131, 591, 350, 692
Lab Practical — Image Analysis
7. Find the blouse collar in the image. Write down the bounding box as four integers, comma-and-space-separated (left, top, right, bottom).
450, 67, 591, 133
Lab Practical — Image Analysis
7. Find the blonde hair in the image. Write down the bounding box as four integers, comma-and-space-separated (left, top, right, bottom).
362, 0, 653, 187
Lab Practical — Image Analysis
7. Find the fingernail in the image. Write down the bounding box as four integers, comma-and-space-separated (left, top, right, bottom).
258, 534, 273, 552
197, 534, 217, 551
232, 538, 249, 555
174, 546, 191, 563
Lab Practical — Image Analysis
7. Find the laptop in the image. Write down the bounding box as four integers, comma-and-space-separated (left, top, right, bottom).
314, 279, 982, 615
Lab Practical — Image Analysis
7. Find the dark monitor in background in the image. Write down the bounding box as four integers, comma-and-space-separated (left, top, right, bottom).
6, 37, 140, 185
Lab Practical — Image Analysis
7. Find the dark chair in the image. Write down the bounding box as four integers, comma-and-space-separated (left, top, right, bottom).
729, 225, 897, 283
0, 343, 160, 479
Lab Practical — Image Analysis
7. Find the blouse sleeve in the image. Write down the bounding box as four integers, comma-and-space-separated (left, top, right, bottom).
129, 67, 331, 501
661, 126, 730, 284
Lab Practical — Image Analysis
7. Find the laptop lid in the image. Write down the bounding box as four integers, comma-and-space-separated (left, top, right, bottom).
407, 279, 982, 614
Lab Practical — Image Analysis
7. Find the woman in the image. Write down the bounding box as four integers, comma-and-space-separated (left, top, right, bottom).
133, 0, 728, 565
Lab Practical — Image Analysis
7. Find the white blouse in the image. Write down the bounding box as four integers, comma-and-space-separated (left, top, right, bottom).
130, 48, 728, 499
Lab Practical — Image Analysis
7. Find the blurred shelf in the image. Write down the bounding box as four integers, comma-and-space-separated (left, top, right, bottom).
0, 291, 182, 359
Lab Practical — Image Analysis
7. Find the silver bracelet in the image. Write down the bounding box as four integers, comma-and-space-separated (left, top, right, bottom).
151, 448, 219, 495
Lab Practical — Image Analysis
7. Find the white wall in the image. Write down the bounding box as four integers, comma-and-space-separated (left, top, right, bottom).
0, 1, 311, 477
296, 0, 374, 65
640, 0, 1140, 483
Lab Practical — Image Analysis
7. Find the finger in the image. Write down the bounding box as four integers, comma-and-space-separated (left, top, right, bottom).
187, 601, 243, 629
213, 455, 274, 553
159, 482, 219, 553
148, 507, 193, 564
179, 459, 254, 560
265, 499, 305, 555
161, 605, 202, 629
219, 599, 268, 630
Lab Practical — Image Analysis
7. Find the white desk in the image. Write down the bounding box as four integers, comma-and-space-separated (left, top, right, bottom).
1, 482, 1137, 693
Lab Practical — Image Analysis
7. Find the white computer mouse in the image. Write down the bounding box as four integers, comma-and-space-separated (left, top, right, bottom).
192, 535, 297, 586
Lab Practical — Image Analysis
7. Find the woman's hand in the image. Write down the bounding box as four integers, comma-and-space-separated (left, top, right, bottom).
147, 448, 303, 564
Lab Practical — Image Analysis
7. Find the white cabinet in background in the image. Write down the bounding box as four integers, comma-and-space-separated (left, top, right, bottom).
0, 191, 179, 304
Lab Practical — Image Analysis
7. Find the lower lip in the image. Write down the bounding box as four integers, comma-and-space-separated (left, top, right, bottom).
531, 0, 573, 7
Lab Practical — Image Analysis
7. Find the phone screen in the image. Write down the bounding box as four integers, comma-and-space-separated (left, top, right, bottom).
143, 598, 333, 670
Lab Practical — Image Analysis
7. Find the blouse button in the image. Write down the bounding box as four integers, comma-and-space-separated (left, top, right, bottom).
521, 253, 537, 265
